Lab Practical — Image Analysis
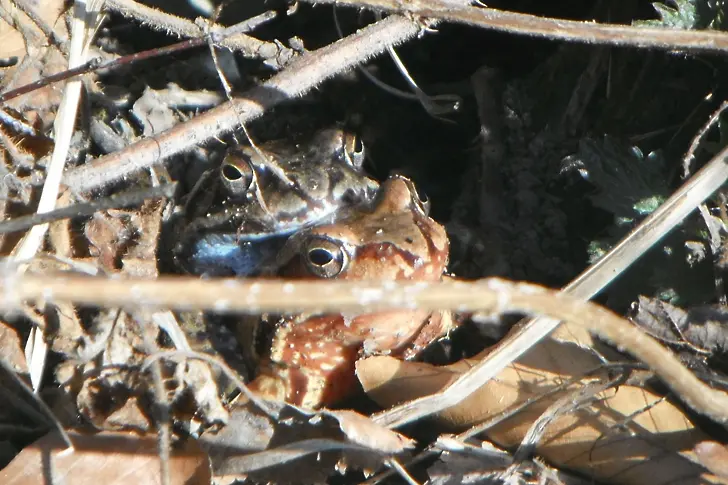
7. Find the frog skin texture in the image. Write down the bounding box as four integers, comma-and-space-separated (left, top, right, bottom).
247, 175, 456, 409
175, 128, 379, 276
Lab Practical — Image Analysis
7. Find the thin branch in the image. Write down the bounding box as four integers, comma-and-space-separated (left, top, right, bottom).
103, 0, 284, 62
62, 15, 422, 192
0, 58, 102, 104
2, 274, 728, 426
683, 100, 728, 178
0, 183, 176, 235
0, 7, 280, 104
140, 318, 171, 485
307, 0, 728, 52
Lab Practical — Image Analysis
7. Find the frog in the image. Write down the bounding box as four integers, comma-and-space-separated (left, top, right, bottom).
174, 128, 380, 276
247, 175, 456, 409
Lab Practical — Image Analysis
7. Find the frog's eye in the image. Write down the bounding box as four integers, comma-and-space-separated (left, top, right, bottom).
302, 237, 348, 278
343, 133, 365, 169
220, 152, 255, 198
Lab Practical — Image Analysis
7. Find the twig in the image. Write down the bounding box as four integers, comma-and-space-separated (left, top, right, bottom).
306, 0, 728, 52
369, 137, 728, 429
62, 15, 422, 192
140, 317, 171, 485
683, 100, 728, 178
0, 58, 102, 104
0, 9, 279, 104
2, 274, 728, 425
103, 0, 283, 62
0, 183, 176, 234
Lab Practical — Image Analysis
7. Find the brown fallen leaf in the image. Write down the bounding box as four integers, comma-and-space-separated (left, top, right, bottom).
358, 337, 728, 485
206, 401, 413, 483
428, 437, 583, 485
694, 441, 728, 479
325, 409, 414, 454
0, 320, 27, 374
0, 430, 211, 485
0, 0, 66, 60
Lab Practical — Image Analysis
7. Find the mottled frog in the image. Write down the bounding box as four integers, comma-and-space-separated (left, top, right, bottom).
248, 175, 456, 408
175, 128, 379, 276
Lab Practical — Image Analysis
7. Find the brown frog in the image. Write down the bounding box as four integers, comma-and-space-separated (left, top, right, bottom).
248, 175, 455, 408
175, 128, 379, 276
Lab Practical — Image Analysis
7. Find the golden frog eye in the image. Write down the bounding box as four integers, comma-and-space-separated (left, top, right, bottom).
302, 236, 348, 278
220, 151, 255, 199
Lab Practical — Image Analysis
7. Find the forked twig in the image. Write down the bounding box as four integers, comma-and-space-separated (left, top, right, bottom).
103, 0, 278, 60
62, 15, 422, 192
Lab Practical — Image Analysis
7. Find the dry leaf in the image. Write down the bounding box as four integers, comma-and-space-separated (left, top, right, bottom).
632, 296, 728, 353
206, 401, 412, 483
695, 441, 728, 479
0, 430, 211, 485
0, 320, 28, 374
325, 409, 414, 454
131, 88, 182, 137
358, 337, 727, 485
0, 0, 66, 60
85, 210, 135, 273
428, 441, 584, 485
122, 198, 165, 278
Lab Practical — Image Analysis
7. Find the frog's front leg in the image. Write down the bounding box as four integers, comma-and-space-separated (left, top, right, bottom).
247, 314, 362, 409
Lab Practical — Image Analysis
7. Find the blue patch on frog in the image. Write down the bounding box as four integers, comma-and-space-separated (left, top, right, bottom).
184, 232, 288, 276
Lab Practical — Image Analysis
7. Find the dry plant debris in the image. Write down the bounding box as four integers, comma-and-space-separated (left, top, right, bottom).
0, 430, 211, 484
3, 0, 728, 484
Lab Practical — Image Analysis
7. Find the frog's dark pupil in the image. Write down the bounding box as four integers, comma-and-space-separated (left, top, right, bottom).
222, 164, 243, 181
405, 237, 414, 244
309, 248, 334, 266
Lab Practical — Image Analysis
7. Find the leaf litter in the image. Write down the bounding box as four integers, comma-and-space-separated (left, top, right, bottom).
3, 1, 728, 484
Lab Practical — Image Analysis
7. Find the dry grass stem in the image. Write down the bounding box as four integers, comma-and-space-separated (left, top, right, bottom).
11, 0, 104, 391
2, 273, 728, 425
